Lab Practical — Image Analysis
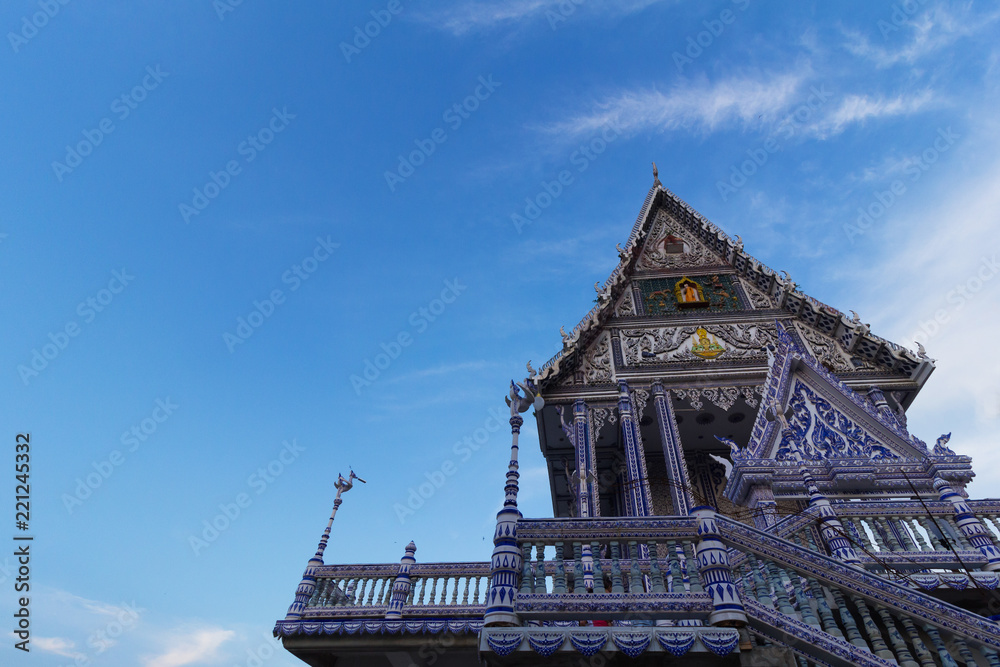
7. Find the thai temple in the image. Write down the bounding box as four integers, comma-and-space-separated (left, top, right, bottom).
274, 174, 1000, 666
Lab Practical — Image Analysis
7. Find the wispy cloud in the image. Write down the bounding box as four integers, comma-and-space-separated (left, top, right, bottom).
811, 91, 935, 138
842, 5, 1000, 68
546, 70, 810, 139
35, 636, 86, 660
423, 0, 670, 35
143, 628, 235, 667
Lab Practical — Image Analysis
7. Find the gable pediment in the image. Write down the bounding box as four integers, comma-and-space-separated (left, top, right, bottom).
635, 209, 729, 273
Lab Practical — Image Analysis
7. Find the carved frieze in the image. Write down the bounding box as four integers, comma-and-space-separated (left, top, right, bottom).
620, 323, 777, 366
793, 321, 876, 373
579, 332, 613, 384
738, 276, 775, 309
614, 289, 636, 317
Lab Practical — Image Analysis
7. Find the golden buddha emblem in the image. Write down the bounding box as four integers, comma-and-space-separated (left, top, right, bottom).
690, 327, 725, 359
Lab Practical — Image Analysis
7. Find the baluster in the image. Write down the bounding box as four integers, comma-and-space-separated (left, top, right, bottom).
365, 577, 379, 605
473, 575, 482, 605
807, 578, 842, 638
923, 624, 960, 667
866, 518, 888, 552
447, 575, 458, 605
828, 589, 866, 649
609, 541, 624, 593
874, 606, 919, 667
337, 578, 353, 606
983, 647, 1000, 667
895, 518, 918, 551
896, 616, 936, 667
683, 543, 704, 594
461, 576, 471, 605
355, 578, 369, 606
850, 595, 894, 661
944, 519, 973, 549
667, 541, 683, 592
951, 636, 978, 667
572, 542, 585, 594
765, 560, 796, 616
908, 518, 932, 551
519, 543, 534, 596
382, 577, 394, 605
590, 542, 605, 594
747, 554, 773, 608
427, 576, 439, 605
627, 541, 643, 593
552, 543, 567, 594
791, 573, 821, 628
535, 544, 547, 594
982, 516, 1000, 541
877, 518, 902, 551
647, 541, 665, 593
924, 520, 947, 551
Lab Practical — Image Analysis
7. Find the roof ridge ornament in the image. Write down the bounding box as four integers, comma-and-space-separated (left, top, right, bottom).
652, 161, 661, 187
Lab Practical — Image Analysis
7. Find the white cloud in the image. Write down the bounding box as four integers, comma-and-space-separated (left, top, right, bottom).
143, 628, 236, 667
811, 91, 935, 138
35, 636, 85, 660
546, 69, 810, 139
842, 4, 1000, 68
424, 0, 669, 35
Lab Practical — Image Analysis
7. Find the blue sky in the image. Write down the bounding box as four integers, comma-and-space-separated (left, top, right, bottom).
2, 1, 1000, 665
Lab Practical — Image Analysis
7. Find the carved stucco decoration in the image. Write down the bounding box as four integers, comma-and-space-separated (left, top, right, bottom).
579, 331, 613, 384
614, 289, 636, 317
671, 385, 763, 412
774, 378, 899, 462
635, 210, 725, 271
738, 276, 775, 309
620, 323, 777, 366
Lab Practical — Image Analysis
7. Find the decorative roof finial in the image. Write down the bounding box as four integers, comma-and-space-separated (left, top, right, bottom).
652, 161, 661, 187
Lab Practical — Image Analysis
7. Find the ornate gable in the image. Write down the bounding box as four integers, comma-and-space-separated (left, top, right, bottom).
635, 209, 729, 272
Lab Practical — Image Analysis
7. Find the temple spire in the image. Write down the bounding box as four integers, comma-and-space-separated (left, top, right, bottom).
284, 470, 366, 620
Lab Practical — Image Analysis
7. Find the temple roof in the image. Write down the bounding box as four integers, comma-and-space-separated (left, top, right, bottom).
530, 180, 934, 404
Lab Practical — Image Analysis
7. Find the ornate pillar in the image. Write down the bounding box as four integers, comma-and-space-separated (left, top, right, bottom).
692, 506, 746, 626
485, 383, 538, 626
802, 471, 861, 566
651, 381, 693, 516
934, 476, 1000, 571
617, 379, 653, 517
747, 485, 777, 530
384, 541, 417, 619
572, 400, 598, 518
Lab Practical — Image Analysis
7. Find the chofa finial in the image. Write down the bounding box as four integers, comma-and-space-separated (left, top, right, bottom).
652, 161, 661, 186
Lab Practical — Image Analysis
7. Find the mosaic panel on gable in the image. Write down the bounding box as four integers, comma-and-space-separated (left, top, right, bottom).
638, 274, 745, 316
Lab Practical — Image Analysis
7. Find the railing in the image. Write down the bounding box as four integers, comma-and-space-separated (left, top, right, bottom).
303, 561, 490, 618
506, 516, 741, 623
771, 500, 1000, 590
718, 515, 1000, 667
